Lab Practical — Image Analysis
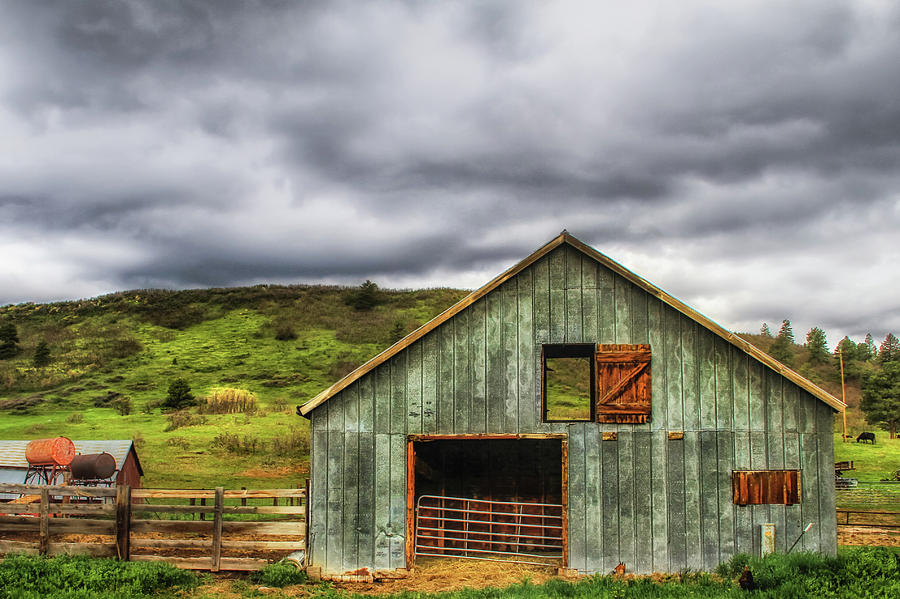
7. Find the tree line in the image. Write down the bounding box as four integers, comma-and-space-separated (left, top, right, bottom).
760, 319, 899, 439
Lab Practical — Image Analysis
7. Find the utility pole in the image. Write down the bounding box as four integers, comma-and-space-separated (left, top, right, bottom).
839, 345, 848, 442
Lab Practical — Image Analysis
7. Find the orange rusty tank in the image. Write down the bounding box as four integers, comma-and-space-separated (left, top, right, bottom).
25, 437, 76, 466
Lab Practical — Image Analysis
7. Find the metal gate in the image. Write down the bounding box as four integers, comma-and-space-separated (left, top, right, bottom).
414, 494, 564, 566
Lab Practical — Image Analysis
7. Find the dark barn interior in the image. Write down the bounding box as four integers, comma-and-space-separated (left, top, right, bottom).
412, 438, 564, 561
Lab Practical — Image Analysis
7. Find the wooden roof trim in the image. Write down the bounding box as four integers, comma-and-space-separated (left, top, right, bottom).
563, 235, 845, 412
298, 232, 570, 415
299, 231, 844, 415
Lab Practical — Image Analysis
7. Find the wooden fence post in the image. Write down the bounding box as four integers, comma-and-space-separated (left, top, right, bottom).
211, 487, 224, 572
241, 486, 247, 507
115, 485, 132, 561
200, 497, 206, 521
304, 479, 310, 552
39, 488, 50, 555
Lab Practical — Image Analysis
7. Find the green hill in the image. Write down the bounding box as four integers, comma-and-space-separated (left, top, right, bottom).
0, 284, 467, 488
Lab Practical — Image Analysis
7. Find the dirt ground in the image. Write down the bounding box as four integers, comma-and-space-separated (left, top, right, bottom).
339, 557, 565, 595
200, 558, 569, 598
837, 525, 900, 547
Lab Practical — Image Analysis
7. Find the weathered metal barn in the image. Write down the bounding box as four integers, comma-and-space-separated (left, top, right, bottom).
298, 231, 843, 576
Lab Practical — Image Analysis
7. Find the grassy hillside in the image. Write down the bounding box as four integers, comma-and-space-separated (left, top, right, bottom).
2, 287, 896, 490
0, 284, 467, 488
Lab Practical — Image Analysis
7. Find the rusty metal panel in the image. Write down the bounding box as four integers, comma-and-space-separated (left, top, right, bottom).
732, 470, 800, 506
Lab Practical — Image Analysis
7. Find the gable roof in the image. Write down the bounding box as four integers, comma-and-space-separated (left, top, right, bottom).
299, 231, 844, 415
0, 439, 143, 475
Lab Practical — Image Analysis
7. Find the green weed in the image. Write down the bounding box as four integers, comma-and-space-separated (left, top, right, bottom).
249, 562, 308, 587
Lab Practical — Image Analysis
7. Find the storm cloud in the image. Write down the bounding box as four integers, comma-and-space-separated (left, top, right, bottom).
2, 0, 899, 343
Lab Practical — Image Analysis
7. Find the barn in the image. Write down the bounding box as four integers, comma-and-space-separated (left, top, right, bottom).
298, 231, 843, 576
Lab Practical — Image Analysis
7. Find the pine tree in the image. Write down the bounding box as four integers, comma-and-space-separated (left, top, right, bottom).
164, 378, 195, 410
388, 321, 406, 344
805, 327, 829, 364
835, 337, 858, 361
777, 319, 794, 343
858, 336, 874, 361
760, 323, 773, 338
345, 280, 383, 311
865, 333, 877, 359
0, 322, 19, 359
770, 319, 794, 364
862, 361, 900, 438
32, 341, 50, 367
879, 333, 899, 363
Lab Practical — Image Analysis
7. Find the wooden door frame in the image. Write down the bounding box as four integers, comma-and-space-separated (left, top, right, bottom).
405, 433, 569, 568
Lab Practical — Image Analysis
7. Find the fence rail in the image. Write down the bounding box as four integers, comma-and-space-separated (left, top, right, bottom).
836, 509, 900, 530
836, 481, 900, 509
0, 482, 307, 571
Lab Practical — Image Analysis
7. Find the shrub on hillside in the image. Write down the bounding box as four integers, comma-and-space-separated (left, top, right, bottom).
345, 280, 383, 311
32, 341, 51, 367
211, 432, 261, 455
65, 412, 84, 424
164, 378, 195, 410
199, 387, 257, 414
0, 322, 20, 359
166, 436, 190, 449
141, 302, 208, 330
269, 396, 288, 413
274, 318, 297, 340
164, 411, 207, 431
271, 427, 309, 457
111, 397, 132, 416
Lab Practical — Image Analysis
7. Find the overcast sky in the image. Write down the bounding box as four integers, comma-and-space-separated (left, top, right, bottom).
2, 1, 899, 345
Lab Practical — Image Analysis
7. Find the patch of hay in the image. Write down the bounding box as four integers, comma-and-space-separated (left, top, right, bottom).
341, 557, 560, 595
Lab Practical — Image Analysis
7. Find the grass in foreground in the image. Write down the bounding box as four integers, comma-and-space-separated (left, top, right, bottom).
0, 554, 198, 599
2, 548, 898, 599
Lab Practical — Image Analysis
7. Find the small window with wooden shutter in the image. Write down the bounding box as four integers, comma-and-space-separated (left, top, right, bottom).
732, 470, 801, 506
542, 344, 595, 421
595, 344, 652, 424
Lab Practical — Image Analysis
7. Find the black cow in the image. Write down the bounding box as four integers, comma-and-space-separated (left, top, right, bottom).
856, 432, 876, 444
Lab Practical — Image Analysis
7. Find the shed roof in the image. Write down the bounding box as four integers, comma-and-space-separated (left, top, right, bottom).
0, 440, 143, 475
299, 231, 844, 415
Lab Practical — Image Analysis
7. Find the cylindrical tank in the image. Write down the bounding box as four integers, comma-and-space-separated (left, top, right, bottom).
70, 453, 117, 480
25, 437, 75, 466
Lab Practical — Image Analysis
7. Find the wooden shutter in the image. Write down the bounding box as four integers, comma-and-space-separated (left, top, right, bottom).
595, 344, 651, 424
732, 470, 801, 505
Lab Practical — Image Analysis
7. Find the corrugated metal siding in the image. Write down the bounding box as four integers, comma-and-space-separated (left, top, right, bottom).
309, 244, 837, 575
0, 468, 27, 500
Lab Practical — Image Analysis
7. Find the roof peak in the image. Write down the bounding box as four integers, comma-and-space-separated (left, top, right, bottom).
299, 233, 843, 415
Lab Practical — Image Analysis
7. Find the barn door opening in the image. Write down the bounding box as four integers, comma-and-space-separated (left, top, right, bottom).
408, 436, 566, 567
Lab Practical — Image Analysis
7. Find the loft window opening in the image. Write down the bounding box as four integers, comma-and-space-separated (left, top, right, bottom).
542, 343, 595, 422
541, 343, 652, 424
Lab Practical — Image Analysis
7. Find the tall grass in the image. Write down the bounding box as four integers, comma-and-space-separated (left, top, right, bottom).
199, 387, 257, 414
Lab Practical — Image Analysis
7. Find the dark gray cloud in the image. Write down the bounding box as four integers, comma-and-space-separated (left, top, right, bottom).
2, 0, 899, 344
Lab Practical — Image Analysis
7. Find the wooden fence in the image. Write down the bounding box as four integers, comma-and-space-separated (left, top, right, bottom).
836, 508, 900, 530
0, 483, 307, 571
